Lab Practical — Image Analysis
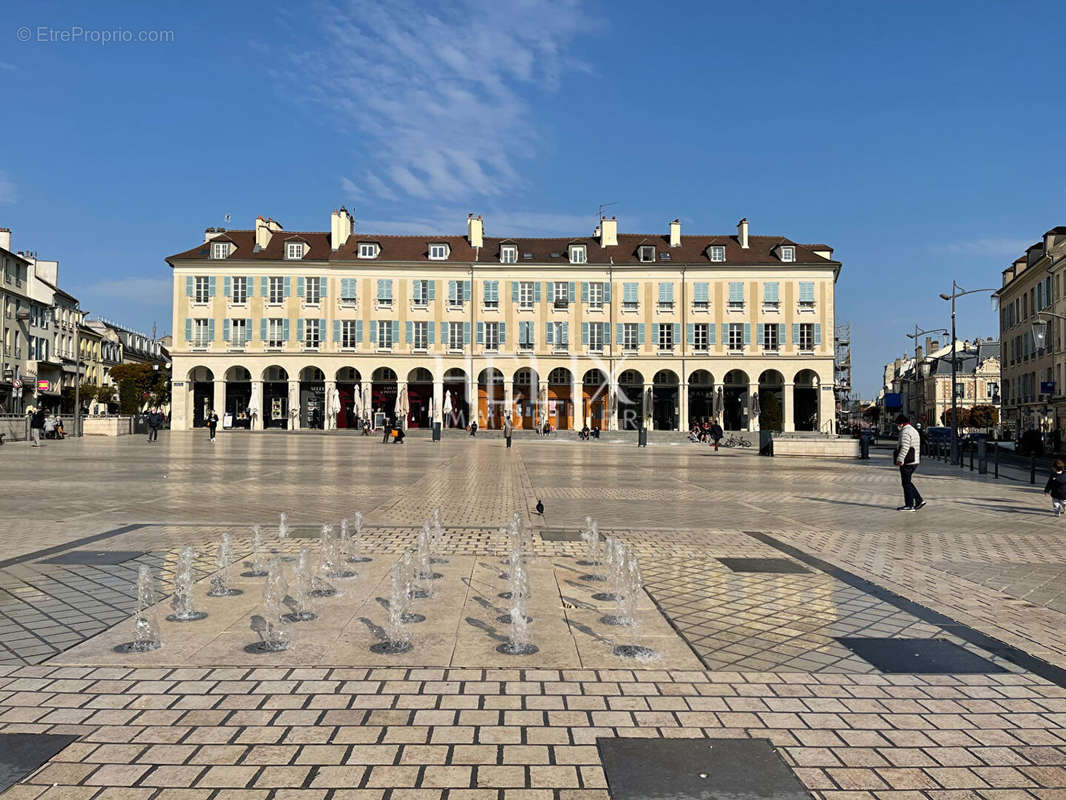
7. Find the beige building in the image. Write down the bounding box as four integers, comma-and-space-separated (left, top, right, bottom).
997, 226, 1066, 438
167, 211, 840, 433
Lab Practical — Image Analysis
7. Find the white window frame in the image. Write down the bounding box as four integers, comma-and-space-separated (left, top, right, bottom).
728, 323, 744, 352
658, 324, 673, 352
569, 245, 587, 264
500, 246, 518, 264
304, 278, 321, 306
341, 320, 358, 349
518, 322, 534, 351
231, 277, 247, 305
519, 282, 534, 310
413, 321, 428, 351
194, 276, 210, 304
639, 245, 656, 263
780, 246, 795, 262
623, 323, 638, 352
484, 322, 499, 352
552, 321, 568, 351
448, 322, 464, 351
483, 282, 499, 310
358, 243, 379, 259
268, 319, 284, 349
762, 324, 779, 352
377, 320, 393, 350
588, 282, 604, 309
709, 245, 726, 263
412, 279, 429, 307
304, 319, 320, 349
285, 242, 305, 260
211, 242, 231, 260
798, 323, 814, 351
268, 277, 284, 305
340, 280, 358, 306
588, 323, 603, 352
553, 282, 569, 310
231, 319, 248, 347
693, 323, 709, 352
429, 243, 449, 260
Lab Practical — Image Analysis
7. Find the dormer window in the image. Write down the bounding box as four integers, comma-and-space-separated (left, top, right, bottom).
500, 245, 517, 264
569, 245, 587, 264
429, 243, 449, 260
358, 242, 379, 259
210, 242, 232, 260
285, 242, 306, 260
779, 246, 795, 263
709, 245, 726, 263
639, 245, 656, 263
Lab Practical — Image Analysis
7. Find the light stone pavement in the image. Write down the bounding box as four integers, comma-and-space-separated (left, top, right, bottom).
1, 432, 1066, 799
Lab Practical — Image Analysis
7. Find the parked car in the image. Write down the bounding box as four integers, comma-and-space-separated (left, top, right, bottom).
925, 426, 952, 445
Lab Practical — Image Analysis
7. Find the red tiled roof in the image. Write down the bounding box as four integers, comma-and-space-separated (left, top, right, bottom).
168, 231, 839, 267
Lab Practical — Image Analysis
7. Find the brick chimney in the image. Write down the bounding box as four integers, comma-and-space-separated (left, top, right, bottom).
669, 219, 681, 247
600, 216, 618, 248
737, 218, 749, 249
331, 207, 353, 250
467, 213, 484, 248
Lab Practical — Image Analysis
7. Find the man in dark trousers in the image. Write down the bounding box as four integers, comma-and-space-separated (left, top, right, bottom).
504, 416, 513, 448
894, 414, 925, 511
29, 406, 46, 447
147, 407, 163, 442
383, 415, 393, 444
206, 409, 219, 442
709, 421, 724, 452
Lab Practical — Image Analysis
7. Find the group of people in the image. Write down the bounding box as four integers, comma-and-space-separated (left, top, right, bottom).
689, 420, 725, 451
28, 407, 64, 446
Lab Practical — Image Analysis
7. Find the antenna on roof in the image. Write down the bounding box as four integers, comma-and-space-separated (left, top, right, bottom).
597, 202, 618, 219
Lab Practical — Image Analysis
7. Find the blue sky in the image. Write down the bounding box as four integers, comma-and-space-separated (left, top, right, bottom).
2, 0, 1063, 397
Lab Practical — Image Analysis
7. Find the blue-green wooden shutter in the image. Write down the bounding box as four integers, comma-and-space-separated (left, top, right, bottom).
568, 281, 576, 302
561, 322, 568, 343
743, 323, 751, 345
319, 318, 326, 342
223, 319, 231, 341
476, 322, 484, 345
260, 319, 267, 341
356, 320, 363, 342
427, 280, 436, 300
334, 320, 341, 342
206, 319, 214, 341
392, 321, 399, 344
799, 282, 815, 303
463, 280, 471, 301
673, 323, 680, 344
282, 318, 290, 341
581, 282, 588, 302
185, 276, 193, 297
223, 277, 231, 298
499, 322, 506, 344
581, 322, 589, 345
792, 323, 800, 346
297, 277, 305, 297
296, 319, 304, 343
245, 317, 252, 339
721, 323, 729, 345
463, 322, 471, 345
427, 321, 435, 344
602, 323, 610, 344
319, 277, 327, 299
687, 323, 694, 345
544, 282, 552, 302
707, 323, 716, 345
757, 323, 765, 346
447, 280, 456, 303
694, 282, 708, 303
406, 321, 413, 344
545, 322, 554, 345
245, 276, 252, 297
604, 282, 611, 302
638, 323, 646, 345
511, 281, 518, 302
369, 320, 377, 343
624, 282, 637, 303
534, 282, 542, 302
814, 324, 822, 346
653, 323, 660, 343
283, 277, 291, 298
778, 324, 785, 345
184, 319, 192, 340
764, 282, 779, 303
616, 323, 623, 345
260, 277, 268, 298
728, 281, 743, 303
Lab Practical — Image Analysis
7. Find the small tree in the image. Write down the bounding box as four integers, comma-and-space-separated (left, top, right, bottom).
942, 407, 971, 428
109, 363, 170, 411
969, 404, 999, 430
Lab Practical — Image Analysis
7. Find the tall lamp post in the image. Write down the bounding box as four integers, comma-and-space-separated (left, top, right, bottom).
1030, 311, 1066, 447
73, 302, 83, 437
905, 325, 948, 426
939, 282, 996, 464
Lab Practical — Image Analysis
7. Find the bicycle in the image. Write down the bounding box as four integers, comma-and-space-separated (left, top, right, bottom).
719, 434, 751, 448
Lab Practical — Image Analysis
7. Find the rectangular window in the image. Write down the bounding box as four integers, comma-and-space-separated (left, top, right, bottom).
519, 321, 534, 350
693, 282, 709, 311
588, 282, 604, 308
762, 323, 779, 351
728, 323, 744, 351
377, 320, 393, 349
588, 322, 603, 351
623, 282, 639, 310
268, 319, 284, 348
987, 381, 998, 399
448, 280, 468, 306
484, 281, 499, 309
340, 278, 358, 304
552, 321, 568, 349
413, 279, 429, 306
448, 322, 464, 351
341, 320, 358, 348
658, 323, 674, 351
709, 245, 726, 262
358, 243, 378, 258
693, 323, 709, 351
658, 282, 674, 311
231, 277, 247, 304
780, 246, 795, 262
285, 242, 304, 260
377, 279, 393, 306
231, 319, 248, 346
485, 322, 499, 351
763, 282, 780, 307
413, 321, 428, 350
554, 282, 569, 310
728, 282, 744, 310
501, 245, 517, 264
799, 282, 815, 308
211, 242, 230, 260
304, 319, 321, 349
623, 323, 638, 351
569, 245, 586, 264
269, 277, 284, 304
639, 245, 655, 262
194, 276, 210, 304
305, 278, 320, 305
193, 319, 210, 346
429, 244, 448, 260
519, 281, 534, 310
798, 323, 814, 350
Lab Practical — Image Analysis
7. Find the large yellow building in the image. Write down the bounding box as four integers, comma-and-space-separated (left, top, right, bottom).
167, 211, 840, 433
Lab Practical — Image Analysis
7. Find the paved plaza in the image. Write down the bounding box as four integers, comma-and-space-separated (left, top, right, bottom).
2, 433, 1066, 800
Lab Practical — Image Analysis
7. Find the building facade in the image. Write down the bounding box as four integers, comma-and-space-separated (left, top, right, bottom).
997, 227, 1066, 439
1, 229, 56, 413
167, 211, 841, 433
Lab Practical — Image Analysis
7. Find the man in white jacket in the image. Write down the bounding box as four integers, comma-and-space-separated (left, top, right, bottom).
894, 414, 925, 511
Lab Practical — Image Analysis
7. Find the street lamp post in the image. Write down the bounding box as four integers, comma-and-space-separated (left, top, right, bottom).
905, 324, 949, 426
939, 282, 996, 464
73, 303, 82, 437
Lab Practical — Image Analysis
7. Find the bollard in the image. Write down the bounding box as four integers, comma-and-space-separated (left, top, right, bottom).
1031, 454, 1037, 485
969, 444, 974, 471
978, 440, 987, 474
994, 443, 999, 479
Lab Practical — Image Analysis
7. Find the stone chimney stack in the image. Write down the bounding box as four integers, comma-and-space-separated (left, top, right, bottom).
737, 218, 749, 249
0, 227, 10, 252
669, 218, 681, 247
600, 216, 618, 248
255, 216, 271, 250
467, 213, 484, 248
331, 207, 353, 250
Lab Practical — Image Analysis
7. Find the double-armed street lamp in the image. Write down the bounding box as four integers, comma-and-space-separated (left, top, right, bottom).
939, 281, 996, 464
905, 325, 949, 424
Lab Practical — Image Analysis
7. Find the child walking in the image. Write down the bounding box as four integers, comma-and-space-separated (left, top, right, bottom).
1044, 459, 1066, 516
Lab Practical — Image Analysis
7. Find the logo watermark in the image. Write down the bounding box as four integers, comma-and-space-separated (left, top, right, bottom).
16, 25, 175, 44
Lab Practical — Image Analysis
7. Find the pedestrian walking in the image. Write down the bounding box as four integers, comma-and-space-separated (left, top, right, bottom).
469, 420, 478, 437
206, 409, 219, 442
383, 415, 393, 444
709, 421, 723, 452
1045, 459, 1066, 516
894, 414, 925, 511
147, 407, 163, 442
29, 407, 46, 447
504, 416, 513, 448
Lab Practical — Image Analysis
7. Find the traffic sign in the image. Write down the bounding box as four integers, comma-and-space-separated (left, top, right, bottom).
11, 378, 21, 389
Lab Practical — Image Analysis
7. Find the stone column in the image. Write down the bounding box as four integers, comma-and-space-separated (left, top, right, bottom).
467, 374, 477, 428
433, 379, 443, 425
783, 382, 795, 433
324, 379, 336, 430
250, 380, 263, 430
678, 382, 689, 431
572, 374, 582, 429
538, 380, 548, 430
212, 379, 226, 420
288, 379, 301, 430
748, 382, 760, 432
503, 381, 513, 427
819, 383, 834, 434
608, 382, 618, 431
171, 379, 188, 431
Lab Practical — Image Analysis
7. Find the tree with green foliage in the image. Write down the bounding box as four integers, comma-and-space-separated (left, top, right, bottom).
968, 404, 999, 430
108, 363, 171, 413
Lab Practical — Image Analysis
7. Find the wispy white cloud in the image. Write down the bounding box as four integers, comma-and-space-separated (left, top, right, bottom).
358, 208, 597, 237
0, 170, 15, 204
935, 237, 1035, 259
290, 0, 587, 202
